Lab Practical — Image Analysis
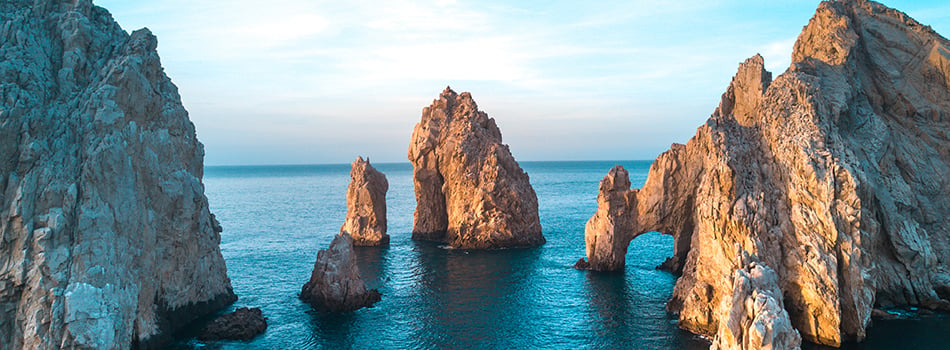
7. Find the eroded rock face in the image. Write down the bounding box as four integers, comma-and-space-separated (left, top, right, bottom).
408, 87, 544, 249
300, 232, 381, 312
585, 0, 950, 346
0, 1, 236, 349
197, 307, 267, 341
711, 251, 801, 350
581, 165, 637, 271
341, 157, 388, 246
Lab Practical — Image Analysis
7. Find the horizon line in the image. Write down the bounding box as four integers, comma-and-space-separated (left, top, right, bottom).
203, 159, 656, 168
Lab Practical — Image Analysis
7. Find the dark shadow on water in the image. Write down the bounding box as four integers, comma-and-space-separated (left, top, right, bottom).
306, 308, 361, 348
353, 244, 389, 290
583, 270, 634, 342
803, 314, 950, 350
408, 241, 544, 349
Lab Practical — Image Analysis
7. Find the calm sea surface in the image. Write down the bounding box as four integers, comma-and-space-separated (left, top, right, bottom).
174, 161, 948, 349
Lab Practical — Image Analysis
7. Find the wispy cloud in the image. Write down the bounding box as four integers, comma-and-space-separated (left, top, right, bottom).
93, 0, 950, 165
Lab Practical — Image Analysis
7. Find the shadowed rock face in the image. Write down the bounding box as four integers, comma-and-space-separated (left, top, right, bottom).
197, 307, 267, 341
300, 232, 381, 312
0, 1, 235, 349
584, 0, 950, 346
341, 157, 389, 246
407, 87, 545, 249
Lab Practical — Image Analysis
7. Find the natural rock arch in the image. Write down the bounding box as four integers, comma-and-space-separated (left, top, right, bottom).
581, 0, 950, 346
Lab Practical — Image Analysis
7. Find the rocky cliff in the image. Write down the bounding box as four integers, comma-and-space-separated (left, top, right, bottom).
0, 1, 235, 348
408, 87, 544, 249
584, 0, 950, 346
341, 157, 388, 246
300, 232, 381, 312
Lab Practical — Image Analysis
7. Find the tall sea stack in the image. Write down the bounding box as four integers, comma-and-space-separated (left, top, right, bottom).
583, 0, 950, 346
341, 156, 389, 246
0, 1, 235, 348
408, 87, 544, 249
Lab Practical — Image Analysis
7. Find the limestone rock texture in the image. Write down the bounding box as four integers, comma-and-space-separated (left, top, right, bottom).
711, 250, 801, 350
582, 165, 637, 271
300, 232, 381, 312
341, 157, 388, 246
407, 87, 544, 249
584, 0, 950, 346
0, 1, 235, 349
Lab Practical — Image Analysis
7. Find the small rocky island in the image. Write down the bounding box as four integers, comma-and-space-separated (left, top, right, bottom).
581, 0, 950, 347
301, 232, 381, 312
0, 1, 235, 348
341, 157, 389, 246
408, 87, 545, 249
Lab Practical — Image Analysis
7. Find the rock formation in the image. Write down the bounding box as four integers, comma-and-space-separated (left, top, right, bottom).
0, 1, 236, 349
197, 307, 267, 341
300, 232, 381, 312
341, 157, 388, 246
408, 87, 544, 249
711, 250, 801, 350
584, 0, 950, 346
580, 165, 637, 271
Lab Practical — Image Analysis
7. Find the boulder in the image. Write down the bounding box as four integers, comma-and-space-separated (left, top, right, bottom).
197, 307, 267, 341
300, 232, 381, 312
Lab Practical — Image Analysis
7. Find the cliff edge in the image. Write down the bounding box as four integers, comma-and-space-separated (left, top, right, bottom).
0, 1, 235, 348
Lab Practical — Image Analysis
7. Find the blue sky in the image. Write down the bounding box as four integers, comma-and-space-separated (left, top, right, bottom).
95, 0, 950, 166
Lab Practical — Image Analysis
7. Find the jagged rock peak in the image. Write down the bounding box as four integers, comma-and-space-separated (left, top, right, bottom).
0, 1, 235, 349
341, 156, 389, 246
717, 54, 772, 126
300, 232, 382, 312
408, 88, 544, 249
583, 0, 950, 347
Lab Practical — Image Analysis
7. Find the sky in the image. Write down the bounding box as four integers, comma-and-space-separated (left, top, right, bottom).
94, 0, 950, 166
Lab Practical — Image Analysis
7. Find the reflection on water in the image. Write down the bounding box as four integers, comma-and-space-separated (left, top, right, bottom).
182, 161, 701, 349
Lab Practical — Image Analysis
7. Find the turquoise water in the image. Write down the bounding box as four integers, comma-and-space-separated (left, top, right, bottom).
174, 161, 948, 349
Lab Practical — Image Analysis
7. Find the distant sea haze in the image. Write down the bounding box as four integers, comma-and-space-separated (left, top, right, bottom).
168, 161, 950, 349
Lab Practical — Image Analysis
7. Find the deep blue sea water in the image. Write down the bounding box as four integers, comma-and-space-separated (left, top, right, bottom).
174, 161, 949, 349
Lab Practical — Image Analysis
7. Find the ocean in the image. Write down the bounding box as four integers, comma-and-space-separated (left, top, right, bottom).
174, 161, 949, 349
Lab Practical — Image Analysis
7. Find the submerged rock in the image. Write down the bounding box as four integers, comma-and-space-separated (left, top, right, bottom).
197, 307, 267, 341
341, 157, 389, 246
0, 1, 235, 348
301, 232, 381, 312
584, 0, 950, 346
407, 87, 545, 249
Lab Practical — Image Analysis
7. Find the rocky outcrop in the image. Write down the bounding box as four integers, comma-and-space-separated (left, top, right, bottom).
584, 0, 950, 346
579, 165, 637, 271
0, 1, 235, 349
408, 87, 544, 249
197, 307, 267, 341
711, 250, 801, 350
341, 157, 388, 246
300, 232, 381, 312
